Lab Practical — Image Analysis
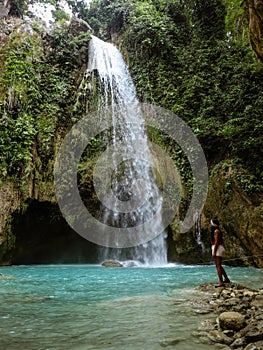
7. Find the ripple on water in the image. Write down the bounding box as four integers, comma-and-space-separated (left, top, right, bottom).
0, 265, 262, 350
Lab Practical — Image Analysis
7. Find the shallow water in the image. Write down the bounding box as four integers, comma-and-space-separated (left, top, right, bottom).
0, 264, 262, 350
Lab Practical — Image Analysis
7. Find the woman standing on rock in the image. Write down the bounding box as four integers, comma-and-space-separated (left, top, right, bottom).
211, 218, 231, 287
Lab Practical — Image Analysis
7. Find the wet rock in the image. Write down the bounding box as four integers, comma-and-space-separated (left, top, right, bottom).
194, 284, 263, 349
198, 335, 214, 344
194, 308, 212, 314
69, 16, 93, 35
101, 260, 123, 267
208, 330, 233, 345
198, 319, 216, 331
245, 327, 263, 343
251, 295, 263, 308
218, 311, 246, 331
159, 337, 185, 347
244, 291, 257, 298
244, 341, 263, 350
223, 330, 236, 338
122, 260, 139, 267
231, 337, 247, 348
0, 274, 17, 279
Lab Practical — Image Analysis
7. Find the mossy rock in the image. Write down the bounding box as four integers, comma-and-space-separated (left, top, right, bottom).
101, 260, 123, 267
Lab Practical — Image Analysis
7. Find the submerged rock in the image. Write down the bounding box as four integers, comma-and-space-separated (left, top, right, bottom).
121, 260, 139, 267
208, 330, 233, 345
0, 274, 17, 279
101, 260, 123, 267
159, 337, 185, 347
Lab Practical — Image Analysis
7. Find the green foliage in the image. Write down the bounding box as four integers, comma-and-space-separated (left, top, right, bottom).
223, 0, 248, 41
51, 9, 71, 22
9, 0, 29, 17
66, 0, 90, 18
84, 0, 263, 195
184, 0, 226, 41
47, 23, 90, 71
1, 0, 262, 198
123, 1, 189, 58
0, 33, 41, 177
0, 19, 91, 182
85, 0, 135, 39
0, 112, 36, 177
211, 160, 263, 194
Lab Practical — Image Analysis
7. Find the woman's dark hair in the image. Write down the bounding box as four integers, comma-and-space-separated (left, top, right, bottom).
211, 218, 220, 226
210, 218, 220, 243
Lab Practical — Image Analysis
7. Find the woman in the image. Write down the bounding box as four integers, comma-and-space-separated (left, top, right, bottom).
211, 218, 231, 287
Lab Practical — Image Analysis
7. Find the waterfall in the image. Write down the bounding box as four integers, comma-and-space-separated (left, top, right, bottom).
195, 210, 205, 253
86, 35, 167, 266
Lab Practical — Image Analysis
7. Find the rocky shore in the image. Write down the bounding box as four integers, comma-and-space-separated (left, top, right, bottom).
193, 283, 263, 349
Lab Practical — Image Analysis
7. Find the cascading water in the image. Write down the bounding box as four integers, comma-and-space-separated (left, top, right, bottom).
195, 210, 205, 253
86, 35, 167, 266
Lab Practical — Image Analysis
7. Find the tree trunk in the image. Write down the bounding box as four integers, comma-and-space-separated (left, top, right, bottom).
248, 0, 263, 62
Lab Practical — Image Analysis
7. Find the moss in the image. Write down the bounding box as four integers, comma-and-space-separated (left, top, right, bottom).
204, 163, 263, 267
0, 17, 94, 264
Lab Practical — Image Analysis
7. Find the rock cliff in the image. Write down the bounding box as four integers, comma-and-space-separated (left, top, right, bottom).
203, 163, 263, 268
0, 6, 262, 267
0, 0, 11, 18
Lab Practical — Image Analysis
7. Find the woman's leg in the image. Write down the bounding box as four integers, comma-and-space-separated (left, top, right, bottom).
221, 264, 230, 283
214, 256, 224, 285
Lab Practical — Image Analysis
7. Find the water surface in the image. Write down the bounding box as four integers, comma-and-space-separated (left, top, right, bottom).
0, 264, 262, 350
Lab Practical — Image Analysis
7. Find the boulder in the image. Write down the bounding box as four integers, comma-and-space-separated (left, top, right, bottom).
218, 311, 246, 331
101, 260, 123, 267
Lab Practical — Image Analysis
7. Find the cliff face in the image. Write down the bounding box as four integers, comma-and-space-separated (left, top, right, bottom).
0, 183, 20, 264
0, 0, 11, 18
0, 4, 262, 267
166, 167, 263, 267
248, 0, 263, 62
0, 13, 97, 264
203, 164, 263, 267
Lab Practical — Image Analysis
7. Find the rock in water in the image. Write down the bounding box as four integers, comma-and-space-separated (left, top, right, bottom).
101, 260, 123, 267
